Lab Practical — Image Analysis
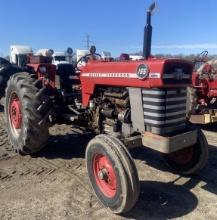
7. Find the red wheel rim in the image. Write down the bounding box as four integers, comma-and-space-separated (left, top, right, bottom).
93, 154, 117, 198
168, 146, 194, 165
9, 93, 22, 130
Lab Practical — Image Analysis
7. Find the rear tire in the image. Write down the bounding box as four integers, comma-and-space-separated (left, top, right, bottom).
186, 86, 197, 119
0, 64, 23, 99
0, 104, 7, 146
163, 129, 208, 176
86, 134, 140, 214
5, 72, 51, 154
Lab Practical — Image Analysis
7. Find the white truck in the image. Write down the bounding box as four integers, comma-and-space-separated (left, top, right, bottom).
10, 45, 33, 67
52, 52, 69, 65
10, 45, 73, 67
129, 55, 143, 61
52, 48, 74, 65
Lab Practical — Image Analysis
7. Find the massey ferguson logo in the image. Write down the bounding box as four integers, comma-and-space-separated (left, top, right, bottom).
174, 68, 184, 80
137, 64, 149, 79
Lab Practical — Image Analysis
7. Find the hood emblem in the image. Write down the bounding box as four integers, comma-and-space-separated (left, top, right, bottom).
137, 64, 149, 79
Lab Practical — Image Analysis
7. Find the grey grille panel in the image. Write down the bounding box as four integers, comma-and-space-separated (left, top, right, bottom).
143, 110, 186, 117
167, 90, 186, 95
151, 123, 186, 135
142, 90, 166, 95
143, 103, 186, 110
143, 96, 186, 102
144, 117, 186, 125
142, 88, 187, 135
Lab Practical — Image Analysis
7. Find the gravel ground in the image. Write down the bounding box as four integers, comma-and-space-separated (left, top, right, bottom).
0, 106, 217, 220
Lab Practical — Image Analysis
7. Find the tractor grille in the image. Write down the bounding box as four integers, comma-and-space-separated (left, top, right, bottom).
163, 62, 192, 85
142, 88, 187, 135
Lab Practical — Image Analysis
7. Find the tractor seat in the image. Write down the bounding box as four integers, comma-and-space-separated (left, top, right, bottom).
56, 63, 80, 91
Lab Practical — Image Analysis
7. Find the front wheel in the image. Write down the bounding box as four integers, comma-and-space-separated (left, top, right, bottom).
162, 129, 208, 176
86, 135, 140, 214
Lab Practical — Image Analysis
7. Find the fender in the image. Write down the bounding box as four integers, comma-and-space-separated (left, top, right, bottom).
27, 63, 56, 88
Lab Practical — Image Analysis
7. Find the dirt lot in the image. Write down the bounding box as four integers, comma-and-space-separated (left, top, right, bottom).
1, 106, 217, 220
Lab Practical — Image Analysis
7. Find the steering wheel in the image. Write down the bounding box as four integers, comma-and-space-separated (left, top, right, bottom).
195, 51, 208, 63
194, 51, 209, 72
76, 45, 102, 68
76, 53, 102, 67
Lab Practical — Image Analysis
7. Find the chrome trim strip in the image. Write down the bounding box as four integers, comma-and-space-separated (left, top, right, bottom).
143, 103, 186, 110
142, 90, 166, 95
166, 103, 186, 109
143, 110, 186, 117
144, 117, 186, 125
143, 97, 186, 103
143, 104, 166, 110
167, 90, 186, 95
163, 74, 191, 79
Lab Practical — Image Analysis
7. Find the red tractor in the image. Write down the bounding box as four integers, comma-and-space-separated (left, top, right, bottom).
188, 51, 217, 124
4, 3, 208, 214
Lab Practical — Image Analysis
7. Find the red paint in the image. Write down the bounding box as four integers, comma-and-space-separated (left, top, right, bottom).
192, 63, 217, 99
192, 66, 217, 110
80, 58, 193, 106
93, 154, 117, 198
27, 63, 56, 88
9, 94, 22, 129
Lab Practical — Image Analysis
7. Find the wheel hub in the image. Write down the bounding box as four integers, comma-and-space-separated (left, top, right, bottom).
9, 95, 22, 129
169, 146, 194, 165
93, 154, 117, 198
98, 169, 108, 181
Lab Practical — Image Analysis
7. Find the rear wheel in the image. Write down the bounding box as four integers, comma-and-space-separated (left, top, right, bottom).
163, 129, 208, 175
5, 72, 51, 154
186, 87, 197, 119
0, 64, 23, 99
86, 134, 140, 214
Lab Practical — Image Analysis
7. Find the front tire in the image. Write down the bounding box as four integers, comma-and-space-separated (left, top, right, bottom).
5, 72, 51, 154
86, 134, 140, 214
163, 129, 208, 176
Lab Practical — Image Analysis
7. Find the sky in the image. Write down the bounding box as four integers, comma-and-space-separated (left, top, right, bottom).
1, 0, 217, 57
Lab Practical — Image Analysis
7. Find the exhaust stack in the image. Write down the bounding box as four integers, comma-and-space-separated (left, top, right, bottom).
143, 2, 156, 59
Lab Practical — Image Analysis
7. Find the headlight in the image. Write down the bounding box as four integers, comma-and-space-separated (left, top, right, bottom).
137, 64, 149, 79
39, 66, 47, 74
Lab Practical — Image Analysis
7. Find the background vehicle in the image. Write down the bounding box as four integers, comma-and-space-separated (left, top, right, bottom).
52, 51, 69, 65
0, 46, 75, 100
52, 48, 74, 65
130, 55, 144, 60
0, 56, 26, 99
10, 45, 33, 67
188, 51, 217, 124
0, 46, 53, 100
4, 3, 208, 214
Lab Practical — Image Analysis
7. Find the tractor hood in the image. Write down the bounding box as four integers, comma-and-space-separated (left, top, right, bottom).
80, 58, 193, 87
80, 58, 193, 106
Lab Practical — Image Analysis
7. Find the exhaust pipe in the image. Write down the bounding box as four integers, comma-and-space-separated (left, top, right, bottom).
143, 2, 156, 59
